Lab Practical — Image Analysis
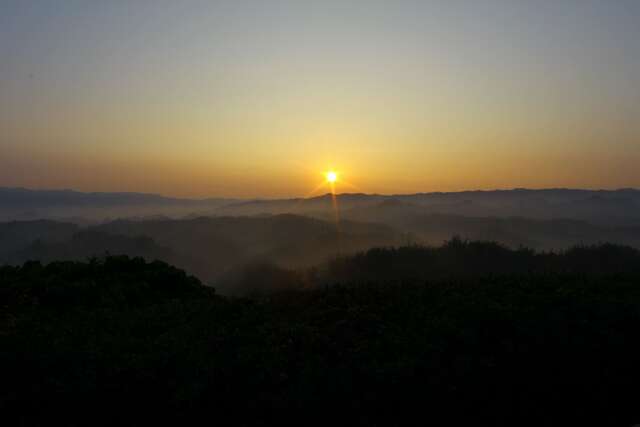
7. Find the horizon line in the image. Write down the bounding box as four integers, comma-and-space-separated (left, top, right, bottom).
2, 185, 639, 202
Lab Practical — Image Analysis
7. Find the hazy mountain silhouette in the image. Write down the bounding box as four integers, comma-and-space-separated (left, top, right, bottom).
215, 189, 640, 226
3, 187, 639, 226
0, 220, 78, 257
343, 205, 640, 249
0, 214, 400, 293
0, 187, 234, 222
3, 187, 640, 294
8, 231, 173, 266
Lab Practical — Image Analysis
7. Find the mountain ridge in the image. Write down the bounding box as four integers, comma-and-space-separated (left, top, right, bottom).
2, 187, 640, 226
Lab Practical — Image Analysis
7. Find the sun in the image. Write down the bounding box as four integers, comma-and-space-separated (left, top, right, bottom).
325, 171, 338, 183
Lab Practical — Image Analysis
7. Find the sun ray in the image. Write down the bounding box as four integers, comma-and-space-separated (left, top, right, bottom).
336, 179, 363, 193
302, 180, 330, 199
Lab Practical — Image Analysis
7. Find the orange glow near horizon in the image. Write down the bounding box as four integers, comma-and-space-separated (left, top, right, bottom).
2, 3, 640, 197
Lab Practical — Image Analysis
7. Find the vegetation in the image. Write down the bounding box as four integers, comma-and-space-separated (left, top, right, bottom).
325, 238, 640, 282
0, 216, 399, 292
3, 243, 640, 425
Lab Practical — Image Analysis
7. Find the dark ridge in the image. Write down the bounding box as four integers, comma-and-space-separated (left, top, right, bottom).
3, 248, 640, 425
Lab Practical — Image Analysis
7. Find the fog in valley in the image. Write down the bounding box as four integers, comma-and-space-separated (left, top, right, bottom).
3, 187, 640, 295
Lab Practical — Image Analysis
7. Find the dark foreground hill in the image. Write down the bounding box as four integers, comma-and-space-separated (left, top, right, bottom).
3, 246, 640, 425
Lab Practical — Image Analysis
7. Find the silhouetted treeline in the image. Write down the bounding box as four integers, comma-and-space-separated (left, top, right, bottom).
0, 256, 208, 312
324, 238, 640, 283
221, 239, 640, 295
3, 249, 640, 425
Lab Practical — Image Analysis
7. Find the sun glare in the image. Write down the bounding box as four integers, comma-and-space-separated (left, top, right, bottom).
326, 171, 338, 183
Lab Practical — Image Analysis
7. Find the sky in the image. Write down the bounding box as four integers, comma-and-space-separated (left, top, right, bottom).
1, 0, 639, 198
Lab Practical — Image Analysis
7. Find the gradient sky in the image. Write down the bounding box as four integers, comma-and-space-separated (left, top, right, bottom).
1, 0, 639, 198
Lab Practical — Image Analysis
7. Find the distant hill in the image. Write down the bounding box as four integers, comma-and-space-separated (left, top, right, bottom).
158, 188, 640, 227
8, 231, 174, 266
0, 214, 401, 293
342, 203, 640, 249
3, 187, 640, 294
0, 187, 235, 222
0, 187, 183, 206
0, 220, 78, 257
93, 214, 400, 292
3, 187, 640, 225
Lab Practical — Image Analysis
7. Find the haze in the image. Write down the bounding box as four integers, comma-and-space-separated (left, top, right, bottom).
2, 0, 639, 198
